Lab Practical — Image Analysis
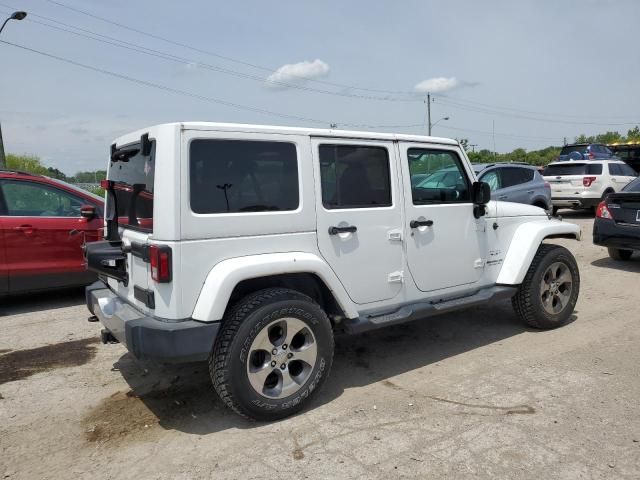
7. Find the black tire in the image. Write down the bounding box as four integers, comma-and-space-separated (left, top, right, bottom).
512, 244, 580, 329
608, 247, 633, 261
210, 288, 334, 421
552, 206, 559, 216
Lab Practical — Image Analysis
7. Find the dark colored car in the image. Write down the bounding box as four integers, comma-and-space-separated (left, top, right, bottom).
558, 143, 617, 161
0, 169, 104, 294
608, 143, 640, 173
593, 177, 640, 260
473, 163, 551, 210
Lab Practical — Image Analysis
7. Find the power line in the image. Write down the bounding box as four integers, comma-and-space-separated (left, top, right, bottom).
435, 92, 639, 121
41, 0, 419, 96
436, 95, 640, 125
13, 1, 640, 124
0, 2, 419, 102
0, 38, 423, 130
437, 124, 562, 142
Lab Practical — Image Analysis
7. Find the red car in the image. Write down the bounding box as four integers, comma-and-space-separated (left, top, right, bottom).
0, 169, 104, 294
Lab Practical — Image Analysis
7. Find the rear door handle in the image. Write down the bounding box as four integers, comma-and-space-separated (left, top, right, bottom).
410, 219, 433, 228
498, 195, 508, 199
14, 224, 35, 235
328, 225, 357, 235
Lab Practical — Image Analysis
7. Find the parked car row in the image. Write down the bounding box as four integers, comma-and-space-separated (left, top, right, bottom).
0, 169, 104, 295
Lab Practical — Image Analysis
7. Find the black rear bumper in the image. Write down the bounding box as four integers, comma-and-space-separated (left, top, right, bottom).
86, 282, 219, 363
593, 218, 640, 251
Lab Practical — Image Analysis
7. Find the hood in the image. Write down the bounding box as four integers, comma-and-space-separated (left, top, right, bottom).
495, 201, 548, 217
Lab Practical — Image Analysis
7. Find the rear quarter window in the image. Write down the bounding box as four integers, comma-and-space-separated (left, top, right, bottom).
189, 139, 299, 214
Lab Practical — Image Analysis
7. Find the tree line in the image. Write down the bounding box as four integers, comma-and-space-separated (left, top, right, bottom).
4, 153, 106, 183
5, 125, 640, 185
460, 126, 640, 166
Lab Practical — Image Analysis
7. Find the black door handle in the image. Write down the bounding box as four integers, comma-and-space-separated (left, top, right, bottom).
328, 225, 357, 235
410, 219, 433, 228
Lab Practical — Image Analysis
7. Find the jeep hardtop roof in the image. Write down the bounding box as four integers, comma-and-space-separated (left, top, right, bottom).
111, 122, 459, 149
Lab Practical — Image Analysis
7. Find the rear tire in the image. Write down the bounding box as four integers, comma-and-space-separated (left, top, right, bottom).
608, 248, 633, 261
552, 206, 559, 216
512, 244, 580, 329
210, 288, 334, 421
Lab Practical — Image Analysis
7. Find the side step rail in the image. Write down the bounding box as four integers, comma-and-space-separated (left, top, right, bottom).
343, 286, 517, 334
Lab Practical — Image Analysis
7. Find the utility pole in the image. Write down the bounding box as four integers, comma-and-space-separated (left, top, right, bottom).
0, 12, 28, 169
426, 93, 432, 136
470, 144, 478, 153
492, 120, 496, 158
0, 123, 5, 168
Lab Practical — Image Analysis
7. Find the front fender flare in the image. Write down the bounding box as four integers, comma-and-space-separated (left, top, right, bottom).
191, 252, 359, 322
496, 219, 581, 285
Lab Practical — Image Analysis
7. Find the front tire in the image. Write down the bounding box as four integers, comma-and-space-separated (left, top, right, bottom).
512, 244, 580, 329
210, 288, 334, 421
608, 247, 633, 261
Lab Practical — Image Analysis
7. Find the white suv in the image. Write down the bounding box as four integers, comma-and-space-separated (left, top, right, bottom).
85, 123, 581, 420
543, 159, 637, 214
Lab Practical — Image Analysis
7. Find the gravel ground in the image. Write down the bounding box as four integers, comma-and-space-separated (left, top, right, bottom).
1, 213, 639, 479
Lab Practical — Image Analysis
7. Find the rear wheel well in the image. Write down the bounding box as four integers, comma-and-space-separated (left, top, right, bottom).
227, 273, 345, 323
533, 200, 548, 210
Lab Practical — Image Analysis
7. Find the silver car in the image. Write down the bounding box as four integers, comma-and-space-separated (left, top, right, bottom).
473, 163, 551, 210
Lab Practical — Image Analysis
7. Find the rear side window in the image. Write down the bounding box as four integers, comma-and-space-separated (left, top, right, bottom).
319, 145, 391, 209
189, 140, 299, 214
543, 163, 602, 176
620, 164, 637, 176
500, 167, 534, 188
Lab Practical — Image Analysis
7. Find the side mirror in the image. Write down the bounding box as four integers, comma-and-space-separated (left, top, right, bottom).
472, 181, 491, 205
471, 181, 491, 219
80, 204, 97, 220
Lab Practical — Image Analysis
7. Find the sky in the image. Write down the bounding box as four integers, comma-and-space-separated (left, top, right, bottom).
1, 0, 639, 175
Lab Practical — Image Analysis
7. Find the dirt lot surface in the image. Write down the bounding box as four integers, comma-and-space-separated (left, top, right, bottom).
1, 213, 639, 479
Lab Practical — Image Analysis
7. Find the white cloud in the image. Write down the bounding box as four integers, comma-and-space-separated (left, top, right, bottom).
266, 59, 329, 87
414, 77, 459, 93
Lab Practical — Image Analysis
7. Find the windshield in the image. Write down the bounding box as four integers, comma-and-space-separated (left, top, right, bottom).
107, 141, 154, 231
559, 145, 588, 156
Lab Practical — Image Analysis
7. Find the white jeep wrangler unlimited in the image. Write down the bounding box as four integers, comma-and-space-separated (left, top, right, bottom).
85, 122, 581, 421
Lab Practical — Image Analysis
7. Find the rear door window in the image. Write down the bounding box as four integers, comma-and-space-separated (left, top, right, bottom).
501, 167, 534, 187
319, 145, 392, 209
108, 141, 155, 231
189, 140, 299, 214
609, 164, 621, 175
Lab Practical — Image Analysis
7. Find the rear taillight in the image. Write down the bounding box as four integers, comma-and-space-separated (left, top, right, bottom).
544, 181, 550, 189
595, 201, 612, 219
588, 151, 595, 159
583, 176, 596, 187
149, 245, 172, 283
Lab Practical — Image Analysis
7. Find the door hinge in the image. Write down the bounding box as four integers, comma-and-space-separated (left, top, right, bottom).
474, 258, 486, 269
387, 229, 403, 241
388, 271, 404, 283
